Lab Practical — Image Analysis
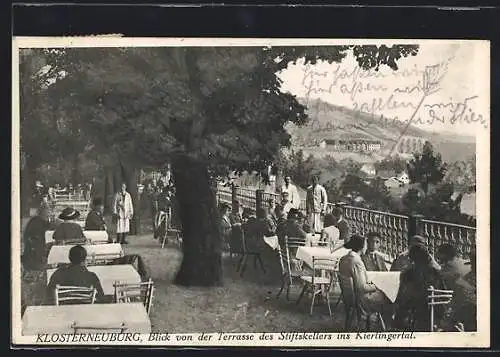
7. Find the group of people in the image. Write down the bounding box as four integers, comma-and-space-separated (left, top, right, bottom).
22, 182, 135, 270
340, 233, 476, 332
218, 174, 476, 333
138, 181, 178, 240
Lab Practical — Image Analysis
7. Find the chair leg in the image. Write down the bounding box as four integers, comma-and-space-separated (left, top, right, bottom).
295, 284, 307, 305
378, 312, 386, 331
310, 288, 318, 316
325, 288, 332, 317
236, 255, 245, 272
334, 292, 343, 309
286, 283, 292, 301
239, 255, 248, 277
276, 277, 286, 299
257, 255, 266, 273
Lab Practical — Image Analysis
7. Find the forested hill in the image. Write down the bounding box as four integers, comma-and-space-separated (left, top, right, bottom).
286, 98, 475, 163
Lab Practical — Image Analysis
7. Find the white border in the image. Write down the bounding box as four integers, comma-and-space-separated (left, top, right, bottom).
11, 37, 490, 348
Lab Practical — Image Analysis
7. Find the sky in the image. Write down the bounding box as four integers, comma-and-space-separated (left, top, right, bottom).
278, 41, 489, 138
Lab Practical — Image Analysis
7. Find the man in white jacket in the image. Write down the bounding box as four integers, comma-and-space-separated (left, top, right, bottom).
281, 176, 301, 209
113, 182, 134, 244
306, 175, 328, 233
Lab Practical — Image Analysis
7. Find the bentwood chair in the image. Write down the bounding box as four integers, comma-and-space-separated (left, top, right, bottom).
113, 278, 155, 315
428, 285, 454, 332
54, 285, 97, 306
296, 256, 338, 316
276, 236, 307, 301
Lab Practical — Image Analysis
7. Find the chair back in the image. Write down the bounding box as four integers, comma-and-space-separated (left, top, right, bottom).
71, 321, 128, 333
54, 285, 97, 305
427, 285, 454, 332
89, 252, 124, 265
311, 256, 339, 286
114, 278, 155, 315
284, 236, 307, 278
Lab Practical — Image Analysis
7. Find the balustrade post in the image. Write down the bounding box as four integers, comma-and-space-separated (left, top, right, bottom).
256, 189, 264, 213
408, 213, 424, 246
231, 184, 239, 213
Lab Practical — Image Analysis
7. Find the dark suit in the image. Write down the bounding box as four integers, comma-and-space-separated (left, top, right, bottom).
84, 210, 106, 231
362, 251, 388, 272
440, 257, 470, 291
46, 264, 105, 304
53, 222, 86, 244
335, 218, 351, 243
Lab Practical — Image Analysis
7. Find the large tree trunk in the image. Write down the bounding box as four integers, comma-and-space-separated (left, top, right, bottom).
171, 154, 223, 287
21, 154, 38, 217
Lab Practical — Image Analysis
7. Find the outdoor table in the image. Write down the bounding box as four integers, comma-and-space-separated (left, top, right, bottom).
295, 246, 351, 269
263, 236, 279, 250
47, 243, 123, 267
45, 230, 109, 244
46, 264, 141, 296
22, 302, 151, 335
366, 271, 401, 303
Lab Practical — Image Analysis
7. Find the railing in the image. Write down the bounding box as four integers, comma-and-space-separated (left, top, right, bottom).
216, 184, 476, 260
419, 219, 476, 258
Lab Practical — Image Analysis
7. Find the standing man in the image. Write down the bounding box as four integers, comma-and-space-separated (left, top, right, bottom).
281, 176, 301, 209
306, 175, 328, 233
113, 182, 134, 244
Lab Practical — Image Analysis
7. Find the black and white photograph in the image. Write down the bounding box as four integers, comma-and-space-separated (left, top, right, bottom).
12, 37, 489, 347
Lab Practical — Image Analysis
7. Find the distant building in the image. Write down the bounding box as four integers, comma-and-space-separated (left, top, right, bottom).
360, 163, 377, 177
318, 138, 382, 153
384, 177, 402, 188
396, 172, 410, 185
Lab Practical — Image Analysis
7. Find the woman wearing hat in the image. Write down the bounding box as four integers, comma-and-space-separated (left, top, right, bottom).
53, 207, 86, 245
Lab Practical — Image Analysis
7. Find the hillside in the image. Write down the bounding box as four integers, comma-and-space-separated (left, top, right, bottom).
287, 98, 476, 164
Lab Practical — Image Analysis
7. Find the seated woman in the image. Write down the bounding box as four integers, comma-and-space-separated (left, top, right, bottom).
84, 197, 107, 231
338, 234, 392, 331
244, 207, 276, 253
45, 245, 105, 304
394, 243, 446, 331
320, 213, 340, 249
22, 206, 53, 271
53, 207, 86, 245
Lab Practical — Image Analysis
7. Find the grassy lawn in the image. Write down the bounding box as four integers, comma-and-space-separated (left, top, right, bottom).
21, 218, 347, 333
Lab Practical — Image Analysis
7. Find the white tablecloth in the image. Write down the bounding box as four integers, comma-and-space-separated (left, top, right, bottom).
367, 271, 401, 303
263, 236, 279, 250
45, 230, 108, 244
47, 243, 123, 266
46, 264, 141, 296
22, 303, 151, 335
295, 246, 351, 269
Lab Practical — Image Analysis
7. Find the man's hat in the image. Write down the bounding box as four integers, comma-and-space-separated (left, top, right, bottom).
58, 207, 81, 221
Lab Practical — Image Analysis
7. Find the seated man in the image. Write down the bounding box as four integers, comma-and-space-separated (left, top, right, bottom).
436, 243, 470, 291
45, 245, 105, 304
391, 235, 440, 272
361, 232, 388, 272
84, 197, 107, 231
53, 207, 86, 245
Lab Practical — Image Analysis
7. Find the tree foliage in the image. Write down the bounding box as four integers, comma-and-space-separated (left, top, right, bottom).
407, 141, 447, 195
21, 44, 420, 286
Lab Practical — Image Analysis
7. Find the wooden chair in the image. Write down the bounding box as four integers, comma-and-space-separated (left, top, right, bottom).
113, 278, 155, 315
54, 285, 97, 306
71, 321, 128, 333
276, 236, 307, 300
236, 228, 266, 277
428, 285, 454, 332
296, 256, 338, 316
